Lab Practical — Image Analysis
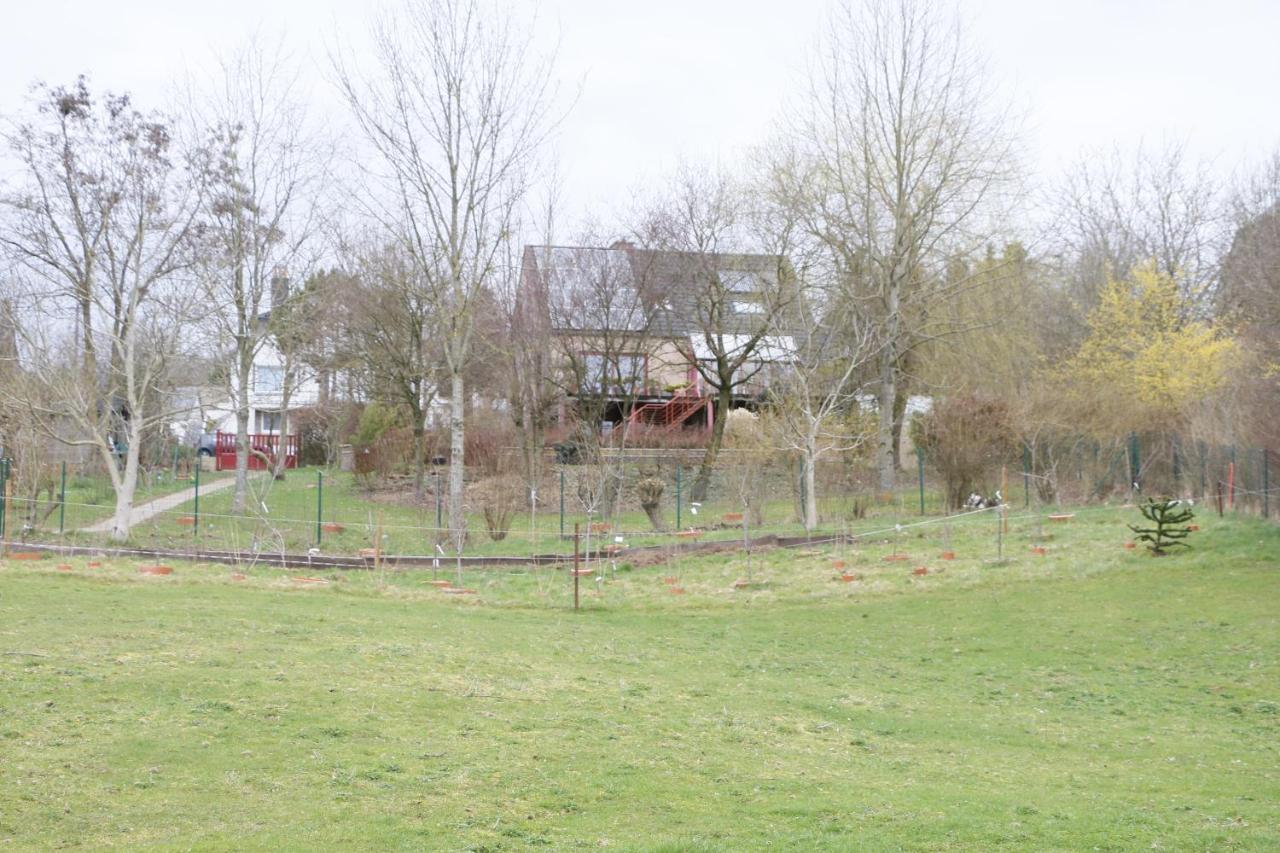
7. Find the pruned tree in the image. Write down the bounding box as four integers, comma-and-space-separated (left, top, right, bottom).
0, 78, 205, 540
335, 0, 560, 547
769, 296, 878, 530
774, 0, 1016, 493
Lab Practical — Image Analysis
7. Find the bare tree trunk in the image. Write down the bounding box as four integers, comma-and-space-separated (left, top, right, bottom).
876, 348, 898, 494
803, 433, 819, 531
272, 372, 295, 481
448, 371, 466, 541
109, 423, 144, 542
891, 377, 910, 474
691, 386, 732, 502
412, 421, 426, 501
233, 361, 251, 511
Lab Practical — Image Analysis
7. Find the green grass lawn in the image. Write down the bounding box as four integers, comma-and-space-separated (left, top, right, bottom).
1, 512, 1277, 849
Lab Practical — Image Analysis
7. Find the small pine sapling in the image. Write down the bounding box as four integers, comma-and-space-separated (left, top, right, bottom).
1128, 498, 1195, 555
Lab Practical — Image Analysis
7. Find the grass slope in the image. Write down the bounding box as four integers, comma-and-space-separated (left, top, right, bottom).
0, 516, 1277, 850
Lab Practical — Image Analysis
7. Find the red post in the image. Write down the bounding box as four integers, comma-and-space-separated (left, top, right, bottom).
1227, 462, 1235, 510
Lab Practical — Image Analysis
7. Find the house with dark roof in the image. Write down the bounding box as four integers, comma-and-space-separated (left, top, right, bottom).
518, 240, 801, 435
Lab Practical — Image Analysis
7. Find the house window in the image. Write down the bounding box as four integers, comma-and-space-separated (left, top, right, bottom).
254, 365, 284, 394
733, 300, 764, 314
581, 353, 646, 394
255, 410, 283, 433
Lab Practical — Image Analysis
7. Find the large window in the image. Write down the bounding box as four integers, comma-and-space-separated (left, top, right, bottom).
581, 353, 646, 394
255, 410, 283, 433
254, 365, 284, 394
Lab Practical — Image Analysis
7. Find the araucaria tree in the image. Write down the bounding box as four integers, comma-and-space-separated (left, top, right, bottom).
777, 0, 1015, 492
0, 79, 204, 540
336, 0, 559, 545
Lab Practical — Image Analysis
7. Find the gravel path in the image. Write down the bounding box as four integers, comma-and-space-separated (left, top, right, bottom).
81, 476, 237, 533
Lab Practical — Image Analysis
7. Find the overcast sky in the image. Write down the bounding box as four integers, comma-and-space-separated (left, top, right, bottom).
3, 0, 1278, 229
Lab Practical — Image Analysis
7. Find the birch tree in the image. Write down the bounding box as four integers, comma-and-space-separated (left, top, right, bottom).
335, 0, 558, 544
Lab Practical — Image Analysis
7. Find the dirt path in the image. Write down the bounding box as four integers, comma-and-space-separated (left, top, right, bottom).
81, 477, 238, 533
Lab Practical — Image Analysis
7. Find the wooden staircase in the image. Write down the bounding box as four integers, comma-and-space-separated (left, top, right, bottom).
628, 387, 709, 429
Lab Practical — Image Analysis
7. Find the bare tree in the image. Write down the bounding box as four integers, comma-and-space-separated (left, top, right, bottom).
335, 0, 559, 545
770, 296, 877, 530
775, 0, 1015, 493
636, 164, 796, 502
191, 41, 329, 510
343, 242, 440, 498
0, 79, 204, 540
1050, 140, 1225, 317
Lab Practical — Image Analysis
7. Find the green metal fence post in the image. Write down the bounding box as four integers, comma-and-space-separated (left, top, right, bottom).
558, 468, 565, 539
316, 470, 323, 545
1129, 432, 1140, 492
916, 447, 925, 515
1198, 440, 1207, 500
1172, 436, 1182, 487
675, 464, 682, 530
0, 458, 8, 540
58, 461, 67, 535
1022, 445, 1031, 508
1264, 449, 1270, 520
434, 471, 442, 533
192, 463, 200, 539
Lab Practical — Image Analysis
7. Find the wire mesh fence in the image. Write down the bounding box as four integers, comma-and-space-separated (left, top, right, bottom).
0, 433, 1272, 561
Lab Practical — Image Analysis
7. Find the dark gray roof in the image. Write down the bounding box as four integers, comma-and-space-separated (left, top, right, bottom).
523, 243, 799, 339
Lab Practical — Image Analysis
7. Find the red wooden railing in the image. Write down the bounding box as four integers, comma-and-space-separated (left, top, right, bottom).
214, 431, 299, 472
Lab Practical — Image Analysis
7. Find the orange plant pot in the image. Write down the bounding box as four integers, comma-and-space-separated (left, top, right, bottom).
912, 567, 929, 576
86, 561, 103, 569
675, 530, 702, 540
668, 586, 686, 595
939, 551, 956, 561
722, 513, 744, 524
839, 573, 860, 583
572, 568, 595, 577
56, 564, 73, 572
230, 573, 247, 582
831, 559, 847, 570
1123, 542, 1137, 550
1030, 546, 1047, 556
139, 565, 173, 576
429, 580, 453, 588
10, 552, 46, 561
589, 522, 611, 535
1187, 524, 1200, 532
662, 576, 678, 585
732, 578, 751, 590
176, 516, 196, 526
882, 554, 909, 563
321, 523, 345, 534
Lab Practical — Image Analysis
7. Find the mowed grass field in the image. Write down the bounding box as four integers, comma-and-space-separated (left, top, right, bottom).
0, 512, 1277, 850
